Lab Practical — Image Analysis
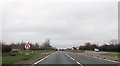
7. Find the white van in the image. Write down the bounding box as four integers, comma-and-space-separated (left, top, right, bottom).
94, 48, 99, 52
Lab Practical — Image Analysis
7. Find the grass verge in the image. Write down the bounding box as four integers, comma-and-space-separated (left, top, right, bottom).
2, 50, 55, 64
100, 52, 120, 57
66, 50, 84, 53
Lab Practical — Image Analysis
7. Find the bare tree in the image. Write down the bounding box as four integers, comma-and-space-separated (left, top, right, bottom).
108, 39, 118, 45
42, 39, 51, 49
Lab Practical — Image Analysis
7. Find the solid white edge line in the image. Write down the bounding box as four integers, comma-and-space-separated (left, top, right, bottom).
31, 52, 55, 66
80, 53, 120, 63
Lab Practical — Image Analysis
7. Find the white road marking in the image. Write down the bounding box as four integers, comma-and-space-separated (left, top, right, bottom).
66, 54, 83, 66
70, 57, 75, 60
93, 57, 120, 63
86, 55, 120, 63
33, 55, 49, 64
103, 59, 120, 63
80, 53, 120, 63
76, 62, 81, 64
31, 52, 55, 66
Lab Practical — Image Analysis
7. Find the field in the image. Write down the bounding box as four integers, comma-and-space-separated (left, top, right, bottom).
2, 50, 55, 64
66, 50, 84, 53
100, 52, 120, 57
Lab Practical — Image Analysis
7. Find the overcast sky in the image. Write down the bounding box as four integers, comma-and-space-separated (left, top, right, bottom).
0, 0, 118, 48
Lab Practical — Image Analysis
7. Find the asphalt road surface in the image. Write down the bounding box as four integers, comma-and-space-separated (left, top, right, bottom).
34, 51, 119, 66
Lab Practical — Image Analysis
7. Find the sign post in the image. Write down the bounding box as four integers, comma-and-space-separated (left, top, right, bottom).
24, 43, 31, 55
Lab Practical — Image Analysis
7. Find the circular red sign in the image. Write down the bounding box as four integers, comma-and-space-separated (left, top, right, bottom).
24, 43, 31, 50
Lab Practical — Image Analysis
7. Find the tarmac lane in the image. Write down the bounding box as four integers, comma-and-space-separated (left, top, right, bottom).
33, 51, 119, 66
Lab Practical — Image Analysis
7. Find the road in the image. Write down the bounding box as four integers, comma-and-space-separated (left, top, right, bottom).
34, 51, 119, 66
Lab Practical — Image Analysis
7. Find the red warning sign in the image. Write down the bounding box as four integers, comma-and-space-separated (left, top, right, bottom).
24, 43, 31, 50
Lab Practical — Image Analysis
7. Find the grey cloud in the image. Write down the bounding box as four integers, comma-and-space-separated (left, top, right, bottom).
1, 0, 118, 48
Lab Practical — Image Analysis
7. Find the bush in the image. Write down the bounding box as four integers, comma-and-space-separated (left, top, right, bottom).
2, 45, 12, 52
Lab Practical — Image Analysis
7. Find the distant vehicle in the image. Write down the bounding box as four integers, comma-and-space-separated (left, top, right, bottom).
94, 48, 99, 52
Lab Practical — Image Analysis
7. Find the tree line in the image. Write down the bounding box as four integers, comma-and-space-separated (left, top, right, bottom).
73, 39, 119, 52
2, 39, 57, 52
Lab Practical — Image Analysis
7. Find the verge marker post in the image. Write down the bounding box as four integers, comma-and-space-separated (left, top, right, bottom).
104, 55, 106, 59
115, 56, 118, 61
20, 52, 22, 55
32, 50, 33, 54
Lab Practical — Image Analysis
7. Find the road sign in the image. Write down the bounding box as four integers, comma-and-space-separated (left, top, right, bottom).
24, 43, 31, 50
47, 46, 51, 48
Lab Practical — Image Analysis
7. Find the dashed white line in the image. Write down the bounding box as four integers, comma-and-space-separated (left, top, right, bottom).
70, 57, 75, 60
76, 62, 81, 65
66, 54, 83, 66
66, 54, 70, 57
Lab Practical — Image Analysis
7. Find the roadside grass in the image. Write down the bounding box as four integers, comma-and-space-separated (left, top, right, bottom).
100, 52, 120, 57
66, 50, 84, 53
14, 53, 45, 64
2, 50, 55, 64
0, 56, 1, 65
